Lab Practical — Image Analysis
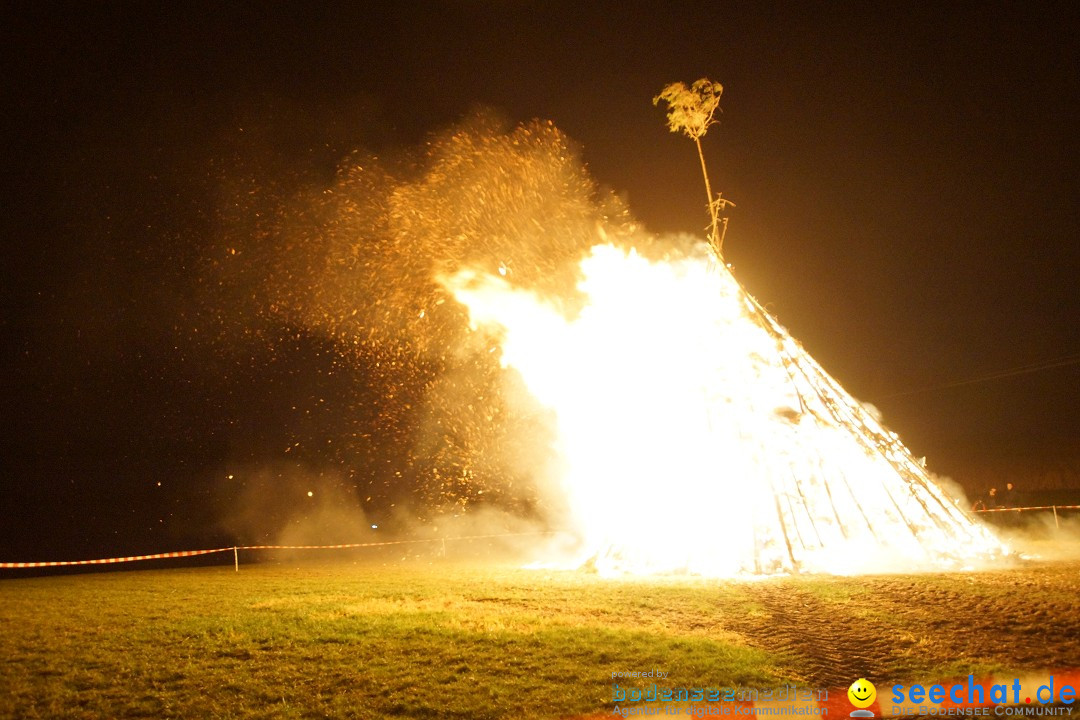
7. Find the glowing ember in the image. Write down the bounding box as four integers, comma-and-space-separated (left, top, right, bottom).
446, 243, 1009, 576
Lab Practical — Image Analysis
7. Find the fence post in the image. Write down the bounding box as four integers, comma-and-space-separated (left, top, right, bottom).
234, 546, 239, 572
1053, 506, 1060, 530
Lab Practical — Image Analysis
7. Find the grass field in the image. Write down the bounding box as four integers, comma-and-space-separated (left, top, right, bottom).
2, 552, 1079, 719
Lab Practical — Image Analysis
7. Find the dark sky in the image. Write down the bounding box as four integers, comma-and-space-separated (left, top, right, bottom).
2, 1, 1078, 559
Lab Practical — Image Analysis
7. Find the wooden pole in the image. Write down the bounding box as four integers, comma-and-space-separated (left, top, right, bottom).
234, 546, 239, 572
694, 136, 719, 255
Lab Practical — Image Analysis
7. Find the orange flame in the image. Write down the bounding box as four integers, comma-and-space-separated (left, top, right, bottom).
446, 244, 1009, 576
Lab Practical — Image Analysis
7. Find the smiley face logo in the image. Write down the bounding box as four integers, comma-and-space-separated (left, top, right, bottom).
848, 678, 877, 709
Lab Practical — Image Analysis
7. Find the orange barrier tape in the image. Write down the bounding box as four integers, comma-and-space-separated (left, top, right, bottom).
0, 531, 561, 569
973, 505, 1080, 513
0, 547, 233, 569
235, 531, 557, 551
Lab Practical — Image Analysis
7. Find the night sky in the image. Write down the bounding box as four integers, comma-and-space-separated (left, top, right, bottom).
2, 1, 1078, 560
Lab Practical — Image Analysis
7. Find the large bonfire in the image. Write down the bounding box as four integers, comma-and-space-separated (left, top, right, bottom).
445, 80, 1008, 576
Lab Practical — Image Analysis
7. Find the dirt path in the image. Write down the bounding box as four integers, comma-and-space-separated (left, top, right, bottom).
723, 581, 902, 686
868, 566, 1080, 671
722, 562, 1080, 686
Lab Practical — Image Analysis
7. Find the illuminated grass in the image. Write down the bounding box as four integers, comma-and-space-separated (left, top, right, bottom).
0, 561, 782, 719
2, 559, 1077, 719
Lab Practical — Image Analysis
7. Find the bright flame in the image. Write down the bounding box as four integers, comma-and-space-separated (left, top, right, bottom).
446, 244, 1009, 576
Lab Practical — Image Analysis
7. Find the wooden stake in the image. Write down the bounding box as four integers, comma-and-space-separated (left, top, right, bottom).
234, 546, 239, 572
694, 136, 719, 253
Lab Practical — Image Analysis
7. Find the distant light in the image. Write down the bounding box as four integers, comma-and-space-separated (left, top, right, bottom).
371, 524, 378, 529
156, 481, 161, 487
307, 491, 313, 497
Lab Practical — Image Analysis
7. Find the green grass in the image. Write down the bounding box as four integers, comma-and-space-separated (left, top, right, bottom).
0, 561, 785, 719
3, 558, 1078, 719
